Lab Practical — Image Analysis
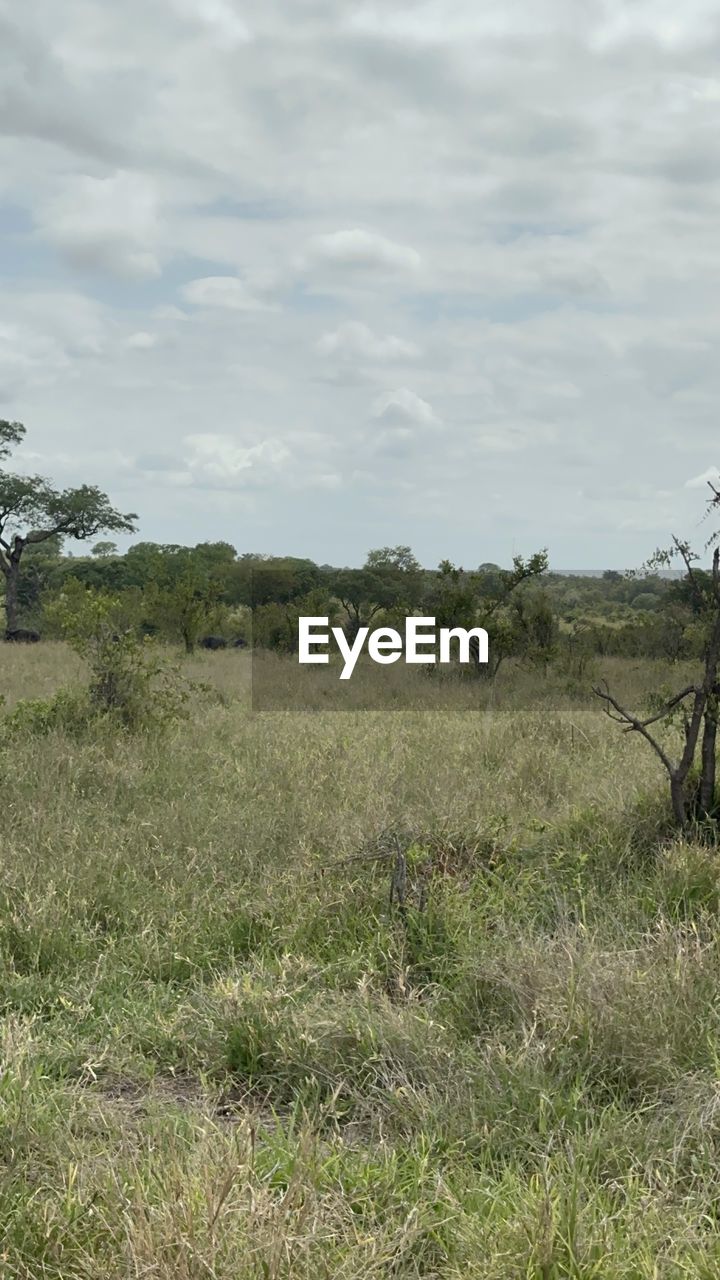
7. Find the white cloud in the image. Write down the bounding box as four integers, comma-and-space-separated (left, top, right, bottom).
301, 229, 421, 275
369, 387, 441, 458
126, 331, 158, 350
3, 0, 720, 562
180, 276, 272, 311
183, 432, 292, 489
317, 321, 419, 363
686, 467, 720, 489
169, 0, 252, 48
371, 388, 440, 428
35, 171, 162, 279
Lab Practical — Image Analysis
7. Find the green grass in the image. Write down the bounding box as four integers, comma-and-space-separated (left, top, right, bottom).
2, 643, 720, 1276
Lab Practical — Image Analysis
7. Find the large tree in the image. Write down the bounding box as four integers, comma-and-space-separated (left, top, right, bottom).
0, 421, 137, 633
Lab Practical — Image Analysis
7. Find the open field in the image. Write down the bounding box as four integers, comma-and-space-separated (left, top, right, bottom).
2, 645, 720, 1276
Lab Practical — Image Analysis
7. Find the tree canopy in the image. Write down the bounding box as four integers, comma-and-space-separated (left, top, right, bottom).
0, 421, 137, 632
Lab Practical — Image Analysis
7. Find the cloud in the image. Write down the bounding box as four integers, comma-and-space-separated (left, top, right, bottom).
182, 433, 292, 489
126, 331, 158, 350
180, 276, 272, 311
371, 388, 440, 428
136, 452, 181, 472
168, 0, 252, 48
369, 388, 441, 458
686, 467, 720, 489
317, 321, 419, 363
3, 0, 720, 563
35, 171, 162, 279
300, 229, 421, 274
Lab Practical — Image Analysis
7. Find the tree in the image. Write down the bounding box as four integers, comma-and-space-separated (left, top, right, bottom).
13, 533, 64, 622
91, 541, 119, 558
329, 546, 424, 641
424, 560, 478, 631
425, 551, 549, 678
630, 591, 661, 611
510, 588, 559, 670
594, 499, 720, 829
252, 587, 339, 654
365, 545, 421, 577
0, 422, 137, 633
145, 550, 227, 653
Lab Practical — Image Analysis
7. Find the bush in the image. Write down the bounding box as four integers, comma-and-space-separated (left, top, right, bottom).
43, 582, 199, 731
3, 687, 93, 738
631, 592, 661, 611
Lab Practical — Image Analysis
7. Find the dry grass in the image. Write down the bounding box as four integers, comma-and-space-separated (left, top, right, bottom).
1, 642, 719, 1277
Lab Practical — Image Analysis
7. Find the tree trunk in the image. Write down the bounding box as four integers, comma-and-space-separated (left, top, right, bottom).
3, 561, 19, 633
345, 610, 362, 644
670, 775, 688, 828
699, 690, 719, 818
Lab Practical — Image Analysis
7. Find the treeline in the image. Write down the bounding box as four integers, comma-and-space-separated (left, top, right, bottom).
2, 536, 708, 669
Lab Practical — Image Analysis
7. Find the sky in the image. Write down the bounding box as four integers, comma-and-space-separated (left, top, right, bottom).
1, 0, 720, 569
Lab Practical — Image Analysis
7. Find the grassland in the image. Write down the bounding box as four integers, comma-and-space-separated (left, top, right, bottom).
2, 644, 720, 1277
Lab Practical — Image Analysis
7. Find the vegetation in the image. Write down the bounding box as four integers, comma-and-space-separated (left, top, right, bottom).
0, 422, 136, 634
3, 646, 720, 1275
595, 498, 720, 830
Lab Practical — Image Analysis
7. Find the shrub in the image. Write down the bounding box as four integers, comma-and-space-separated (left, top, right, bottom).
43, 582, 198, 731
3, 687, 94, 738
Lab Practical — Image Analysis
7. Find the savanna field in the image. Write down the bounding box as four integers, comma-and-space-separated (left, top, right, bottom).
3, 645, 720, 1278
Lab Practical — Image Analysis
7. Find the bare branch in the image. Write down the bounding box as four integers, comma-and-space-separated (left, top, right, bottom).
592, 682, 676, 775
672, 535, 705, 607
631, 684, 698, 730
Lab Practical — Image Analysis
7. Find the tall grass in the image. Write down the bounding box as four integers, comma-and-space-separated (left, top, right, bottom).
1, 644, 719, 1277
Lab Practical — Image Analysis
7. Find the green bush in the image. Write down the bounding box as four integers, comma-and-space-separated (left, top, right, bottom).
3, 687, 93, 738
43, 581, 199, 731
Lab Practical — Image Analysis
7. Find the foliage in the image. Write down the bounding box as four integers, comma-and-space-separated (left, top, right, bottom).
424, 560, 477, 631
631, 591, 661, 611
0, 420, 136, 631
252, 588, 339, 653
3, 686, 96, 738
146, 560, 228, 654
45, 582, 196, 730
510, 587, 559, 668
597, 509, 720, 829
327, 546, 424, 640
425, 550, 550, 678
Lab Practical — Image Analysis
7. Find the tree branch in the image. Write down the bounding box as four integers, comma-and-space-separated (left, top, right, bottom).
592, 682, 676, 775
672, 535, 705, 608
24, 525, 66, 545
630, 683, 698, 730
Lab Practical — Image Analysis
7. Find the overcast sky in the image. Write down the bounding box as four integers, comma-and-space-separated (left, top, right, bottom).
1, 0, 719, 567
